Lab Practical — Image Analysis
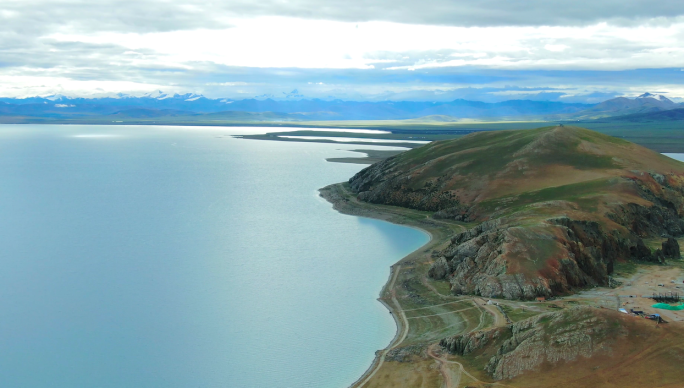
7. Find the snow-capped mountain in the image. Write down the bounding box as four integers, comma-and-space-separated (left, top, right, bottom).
5, 91, 677, 122
142, 90, 177, 100
43, 94, 69, 101
114, 92, 135, 99
142, 90, 169, 99
0, 91, 234, 117
635, 92, 675, 105
283, 89, 304, 99
140, 91, 206, 101
184, 93, 203, 102
253, 93, 275, 100
572, 92, 682, 118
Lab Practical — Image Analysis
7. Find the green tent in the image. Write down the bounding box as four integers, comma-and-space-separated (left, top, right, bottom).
652, 303, 684, 311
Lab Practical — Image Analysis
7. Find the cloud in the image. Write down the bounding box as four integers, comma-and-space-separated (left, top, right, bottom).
1, 1, 684, 101
205, 82, 250, 86
3, 0, 684, 34
32, 18, 684, 72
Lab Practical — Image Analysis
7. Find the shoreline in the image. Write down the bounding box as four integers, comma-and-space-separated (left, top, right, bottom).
319, 182, 462, 388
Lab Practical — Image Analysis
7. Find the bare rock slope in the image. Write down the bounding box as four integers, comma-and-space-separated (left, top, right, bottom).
441, 307, 611, 380
440, 307, 684, 384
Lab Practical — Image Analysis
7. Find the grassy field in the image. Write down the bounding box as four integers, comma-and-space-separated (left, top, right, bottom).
8, 113, 682, 152
232, 119, 684, 152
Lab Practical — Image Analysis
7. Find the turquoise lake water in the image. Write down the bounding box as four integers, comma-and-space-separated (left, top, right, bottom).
0, 125, 429, 388
663, 153, 684, 162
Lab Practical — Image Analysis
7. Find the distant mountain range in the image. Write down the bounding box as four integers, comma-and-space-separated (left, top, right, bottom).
568, 93, 682, 119
0, 91, 682, 123
593, 108, 684, 123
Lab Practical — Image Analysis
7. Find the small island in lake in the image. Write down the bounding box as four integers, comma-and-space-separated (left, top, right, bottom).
321, 126, 684, 388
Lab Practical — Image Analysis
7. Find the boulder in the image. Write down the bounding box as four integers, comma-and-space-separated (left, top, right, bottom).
662, 237, 681, 259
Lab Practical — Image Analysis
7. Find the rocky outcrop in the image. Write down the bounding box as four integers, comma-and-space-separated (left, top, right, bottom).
348, 155, 455, 211
607, 202, 684, 238
354, 171, 461, 212
662, 237, 681, 259
440, 307, 622, 380
435, 224, 561, 300
427, 256, 449, 279
433, 204, 473, 222
428, 221, 608, 300
428, 212, 681, 299
385, 345, 426, 362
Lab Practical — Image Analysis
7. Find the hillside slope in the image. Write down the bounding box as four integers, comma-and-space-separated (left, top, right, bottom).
349, 126, 684, 299
598, 108, 684, 122
440, 307, 684, 386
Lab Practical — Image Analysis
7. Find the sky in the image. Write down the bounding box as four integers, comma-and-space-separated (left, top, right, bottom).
1, 0, 684, 102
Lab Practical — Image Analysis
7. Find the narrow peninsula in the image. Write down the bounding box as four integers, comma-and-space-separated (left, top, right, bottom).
321, 126, 684, 388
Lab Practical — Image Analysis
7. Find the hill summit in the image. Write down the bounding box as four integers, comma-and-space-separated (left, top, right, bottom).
349, 126, 684, 299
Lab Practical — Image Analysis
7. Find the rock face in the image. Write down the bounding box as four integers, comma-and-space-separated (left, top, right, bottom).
429, 202, 684, 299
608, 202, 684, 237
352, 162, 461, 212
349, 126, 684, 299
429, 209, 683, 299
431, 218, 638, 299
440, 307, 622, 380
662, 237, 681, 258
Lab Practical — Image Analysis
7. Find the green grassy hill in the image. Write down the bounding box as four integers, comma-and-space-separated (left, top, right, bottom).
349, 126, 684, 299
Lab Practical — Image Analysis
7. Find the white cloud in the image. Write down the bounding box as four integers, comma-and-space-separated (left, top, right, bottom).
544, 44, 569, 52
42, 17, 684, 72
4, 0, 684, 34
205, 82, 249, 86
0, 75, 169, 98
2, 3, 684, 101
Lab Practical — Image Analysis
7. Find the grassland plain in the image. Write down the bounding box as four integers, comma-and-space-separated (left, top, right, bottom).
321, 126, 684, 388
16, 112, 682, 152
233, 119, 684, 152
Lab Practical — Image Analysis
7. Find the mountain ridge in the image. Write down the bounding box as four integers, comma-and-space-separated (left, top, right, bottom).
568, 92, 681, 118
0, 94, 595, 121
0, 92, 682, 122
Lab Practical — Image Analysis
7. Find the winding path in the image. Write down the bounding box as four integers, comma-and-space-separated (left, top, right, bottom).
428, 344, 513, 388
475, 299, 508, 328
